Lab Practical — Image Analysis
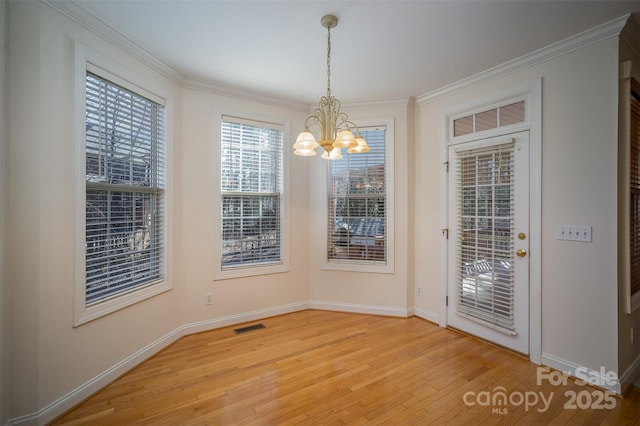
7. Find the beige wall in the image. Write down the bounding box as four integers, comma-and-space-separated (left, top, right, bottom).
415, 36, 620, 377
0, 0, 7, 423
8, 0, 45, 416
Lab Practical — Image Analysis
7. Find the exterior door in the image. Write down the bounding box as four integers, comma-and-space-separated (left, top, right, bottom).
447, 132, 529, 354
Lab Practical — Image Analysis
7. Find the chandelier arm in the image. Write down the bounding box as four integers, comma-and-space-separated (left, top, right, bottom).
331, 96, 341, 113
344, 121, 360, 134
320, 99, 332, 143
304, 114, 320, 129
336, 112, 356, 131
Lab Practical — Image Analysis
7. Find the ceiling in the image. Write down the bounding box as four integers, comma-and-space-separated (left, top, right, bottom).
67, 0, 640, 105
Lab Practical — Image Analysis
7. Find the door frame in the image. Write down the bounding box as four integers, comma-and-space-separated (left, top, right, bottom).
438, 79, 542, 364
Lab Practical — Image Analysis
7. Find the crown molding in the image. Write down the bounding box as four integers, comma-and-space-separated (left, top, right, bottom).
184, 77, 413, 112
183, 78, 311, 113
42, 0, 186, 85
417, 14, 630, 105
621, 13, 640, 60
342, 96, 414, 109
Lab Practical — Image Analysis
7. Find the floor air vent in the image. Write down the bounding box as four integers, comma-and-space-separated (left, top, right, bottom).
233, 323, 266, 334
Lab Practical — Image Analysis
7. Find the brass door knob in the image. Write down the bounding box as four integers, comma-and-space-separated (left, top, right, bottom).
516, 249, 527, 257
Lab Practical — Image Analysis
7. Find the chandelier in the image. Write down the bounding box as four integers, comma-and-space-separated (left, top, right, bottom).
293, 14, 370, 160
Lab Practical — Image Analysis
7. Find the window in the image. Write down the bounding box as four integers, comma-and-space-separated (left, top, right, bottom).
75, 54, 170, 325
220, 116, 284, 271
327, 126, 389, 268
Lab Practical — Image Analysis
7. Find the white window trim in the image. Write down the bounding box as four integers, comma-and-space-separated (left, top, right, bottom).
212, 110, 291, 280
73, 43, 174, 326
322, 118, 395, 274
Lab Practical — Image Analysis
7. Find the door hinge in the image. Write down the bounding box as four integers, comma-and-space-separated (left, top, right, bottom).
441, 228, 449, 239
443, 161, 449, 173
446, 296, 449, 306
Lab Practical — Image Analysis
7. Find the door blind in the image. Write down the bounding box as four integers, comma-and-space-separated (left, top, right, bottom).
455, 142, 515, 333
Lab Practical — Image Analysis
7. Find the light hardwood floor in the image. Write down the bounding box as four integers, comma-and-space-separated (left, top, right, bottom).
52, 310, 640, 425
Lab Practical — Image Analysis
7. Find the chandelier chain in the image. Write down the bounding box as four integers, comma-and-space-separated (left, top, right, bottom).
326, 24, 331, 95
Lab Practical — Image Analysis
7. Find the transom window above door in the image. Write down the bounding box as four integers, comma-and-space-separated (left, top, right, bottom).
453, 101, 525, 138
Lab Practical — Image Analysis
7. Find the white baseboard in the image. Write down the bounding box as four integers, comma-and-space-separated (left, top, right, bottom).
414, 308, 440, 324
619, 352, 640, 393
9, 327, 185, 426
541, 353, 621, 394
308, 300, 411, 317
181, 301, 308, 336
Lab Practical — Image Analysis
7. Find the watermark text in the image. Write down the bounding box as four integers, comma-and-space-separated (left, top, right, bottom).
463, 366, 618, 414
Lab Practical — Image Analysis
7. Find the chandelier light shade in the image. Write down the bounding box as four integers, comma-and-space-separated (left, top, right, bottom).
293, 14, 370, 159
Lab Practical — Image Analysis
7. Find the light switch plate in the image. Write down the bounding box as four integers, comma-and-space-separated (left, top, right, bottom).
556, 224, 592, 242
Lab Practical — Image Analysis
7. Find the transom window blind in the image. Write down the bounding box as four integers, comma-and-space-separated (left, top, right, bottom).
454, 101, 525, 137
630, 81, 640, 298
221, 117, 283, 268
455, 142, 515, 333
84, 72, 165, 305
327, 126, 387, 264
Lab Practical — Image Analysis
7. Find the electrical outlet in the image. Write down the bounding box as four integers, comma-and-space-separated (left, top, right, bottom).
205, 292, 213, 306
417, 286, 423, 297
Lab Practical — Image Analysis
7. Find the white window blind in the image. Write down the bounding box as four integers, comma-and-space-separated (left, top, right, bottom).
84, 72, 165, 305
327, 126, 387, 264
221, 117, 283, 268
455, 142, 515, 333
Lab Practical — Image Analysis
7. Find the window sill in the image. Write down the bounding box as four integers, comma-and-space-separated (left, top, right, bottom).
214, 262, 289, 281
323, 260, 394, 274
74, 280, 172, 327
